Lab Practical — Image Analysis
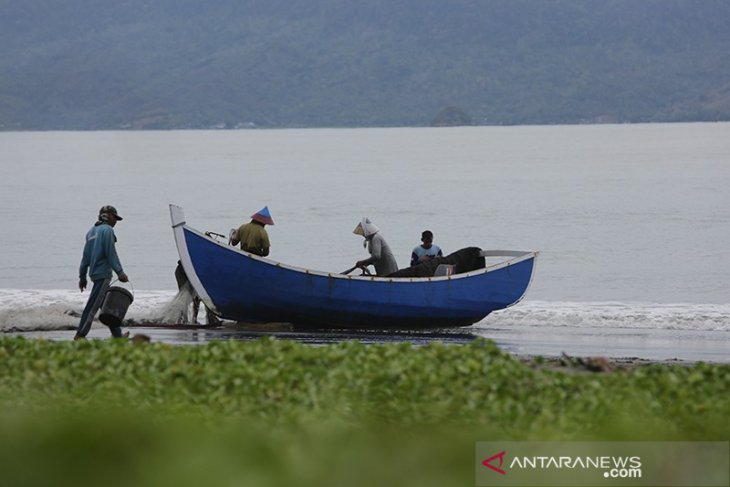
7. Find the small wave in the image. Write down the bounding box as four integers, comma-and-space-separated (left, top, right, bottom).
0, 289, 179, 332
481, 301, 730, 332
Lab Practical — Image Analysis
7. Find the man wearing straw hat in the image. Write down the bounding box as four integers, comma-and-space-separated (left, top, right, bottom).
75, 205, 129, 340
230, 206, 274, 257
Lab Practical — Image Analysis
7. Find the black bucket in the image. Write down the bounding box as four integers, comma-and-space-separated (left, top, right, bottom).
99, 286, 134, 327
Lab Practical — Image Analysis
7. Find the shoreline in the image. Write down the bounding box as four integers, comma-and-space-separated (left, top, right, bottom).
3, 321, 715, 369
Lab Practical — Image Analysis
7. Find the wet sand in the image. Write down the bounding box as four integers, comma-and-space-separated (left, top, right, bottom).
11, 322, 478, 347
8, 321, 719, 368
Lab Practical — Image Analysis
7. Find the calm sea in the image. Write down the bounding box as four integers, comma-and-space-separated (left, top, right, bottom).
1, 124, 729, 360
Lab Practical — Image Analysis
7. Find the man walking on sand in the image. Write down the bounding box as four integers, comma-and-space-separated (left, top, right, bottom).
75, 205, 129, 340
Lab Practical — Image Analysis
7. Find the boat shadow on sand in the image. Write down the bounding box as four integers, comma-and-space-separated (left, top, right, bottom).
124, 318, 478, 345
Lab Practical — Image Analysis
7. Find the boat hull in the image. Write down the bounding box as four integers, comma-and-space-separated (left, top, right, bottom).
172, 206, 537, 329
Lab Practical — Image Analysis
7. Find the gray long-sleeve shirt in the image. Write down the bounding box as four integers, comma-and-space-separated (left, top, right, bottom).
367, 233, 399, 276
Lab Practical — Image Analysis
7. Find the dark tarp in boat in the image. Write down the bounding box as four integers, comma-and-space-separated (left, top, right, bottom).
387, 247, 485, 278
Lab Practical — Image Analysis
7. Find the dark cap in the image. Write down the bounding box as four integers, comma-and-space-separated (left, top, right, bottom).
99, 205, 123, 220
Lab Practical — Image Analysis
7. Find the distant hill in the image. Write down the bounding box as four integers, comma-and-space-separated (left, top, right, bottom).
1, 0, 729, 130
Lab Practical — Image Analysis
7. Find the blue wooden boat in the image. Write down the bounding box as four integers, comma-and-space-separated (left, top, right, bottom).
170, 205, 538, 328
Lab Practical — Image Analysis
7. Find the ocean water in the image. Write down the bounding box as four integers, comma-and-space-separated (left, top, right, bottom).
1, 124, 729, 360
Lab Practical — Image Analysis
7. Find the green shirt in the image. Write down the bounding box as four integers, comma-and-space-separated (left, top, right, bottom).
233, 222, 270, 256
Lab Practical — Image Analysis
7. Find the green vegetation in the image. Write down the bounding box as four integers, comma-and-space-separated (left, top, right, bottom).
0, 337, 727, 486
2, 1, 730, 130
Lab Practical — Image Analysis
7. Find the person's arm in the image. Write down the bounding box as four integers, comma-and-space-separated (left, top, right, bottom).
78, 237, 90, 291
410, 250, 419, 267
260, 229, 270, 256
105, 228, 128, 281
356, 256, 375, 268
357, 236, 380, 268
229, 228, 240, 246
370, 235, 383, 260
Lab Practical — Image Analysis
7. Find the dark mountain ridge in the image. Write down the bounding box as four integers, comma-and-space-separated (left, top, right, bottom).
1, 0, 729, 129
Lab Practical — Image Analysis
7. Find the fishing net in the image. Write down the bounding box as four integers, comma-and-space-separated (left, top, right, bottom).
159, 282, 197, 324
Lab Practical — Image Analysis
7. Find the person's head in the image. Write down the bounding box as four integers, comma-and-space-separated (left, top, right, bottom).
99, 205, 123, 227
353, 217, 380, 239
421, 230, 433, 248
250, 206, 274, 226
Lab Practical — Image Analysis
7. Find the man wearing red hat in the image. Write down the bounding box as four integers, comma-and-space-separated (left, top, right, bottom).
230, 206, 274, 257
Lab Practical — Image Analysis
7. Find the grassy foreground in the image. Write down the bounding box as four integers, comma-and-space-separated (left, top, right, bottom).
0, 336, 727, 486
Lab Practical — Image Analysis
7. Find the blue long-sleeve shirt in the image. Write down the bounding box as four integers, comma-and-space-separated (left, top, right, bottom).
79, 223, 124, 281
